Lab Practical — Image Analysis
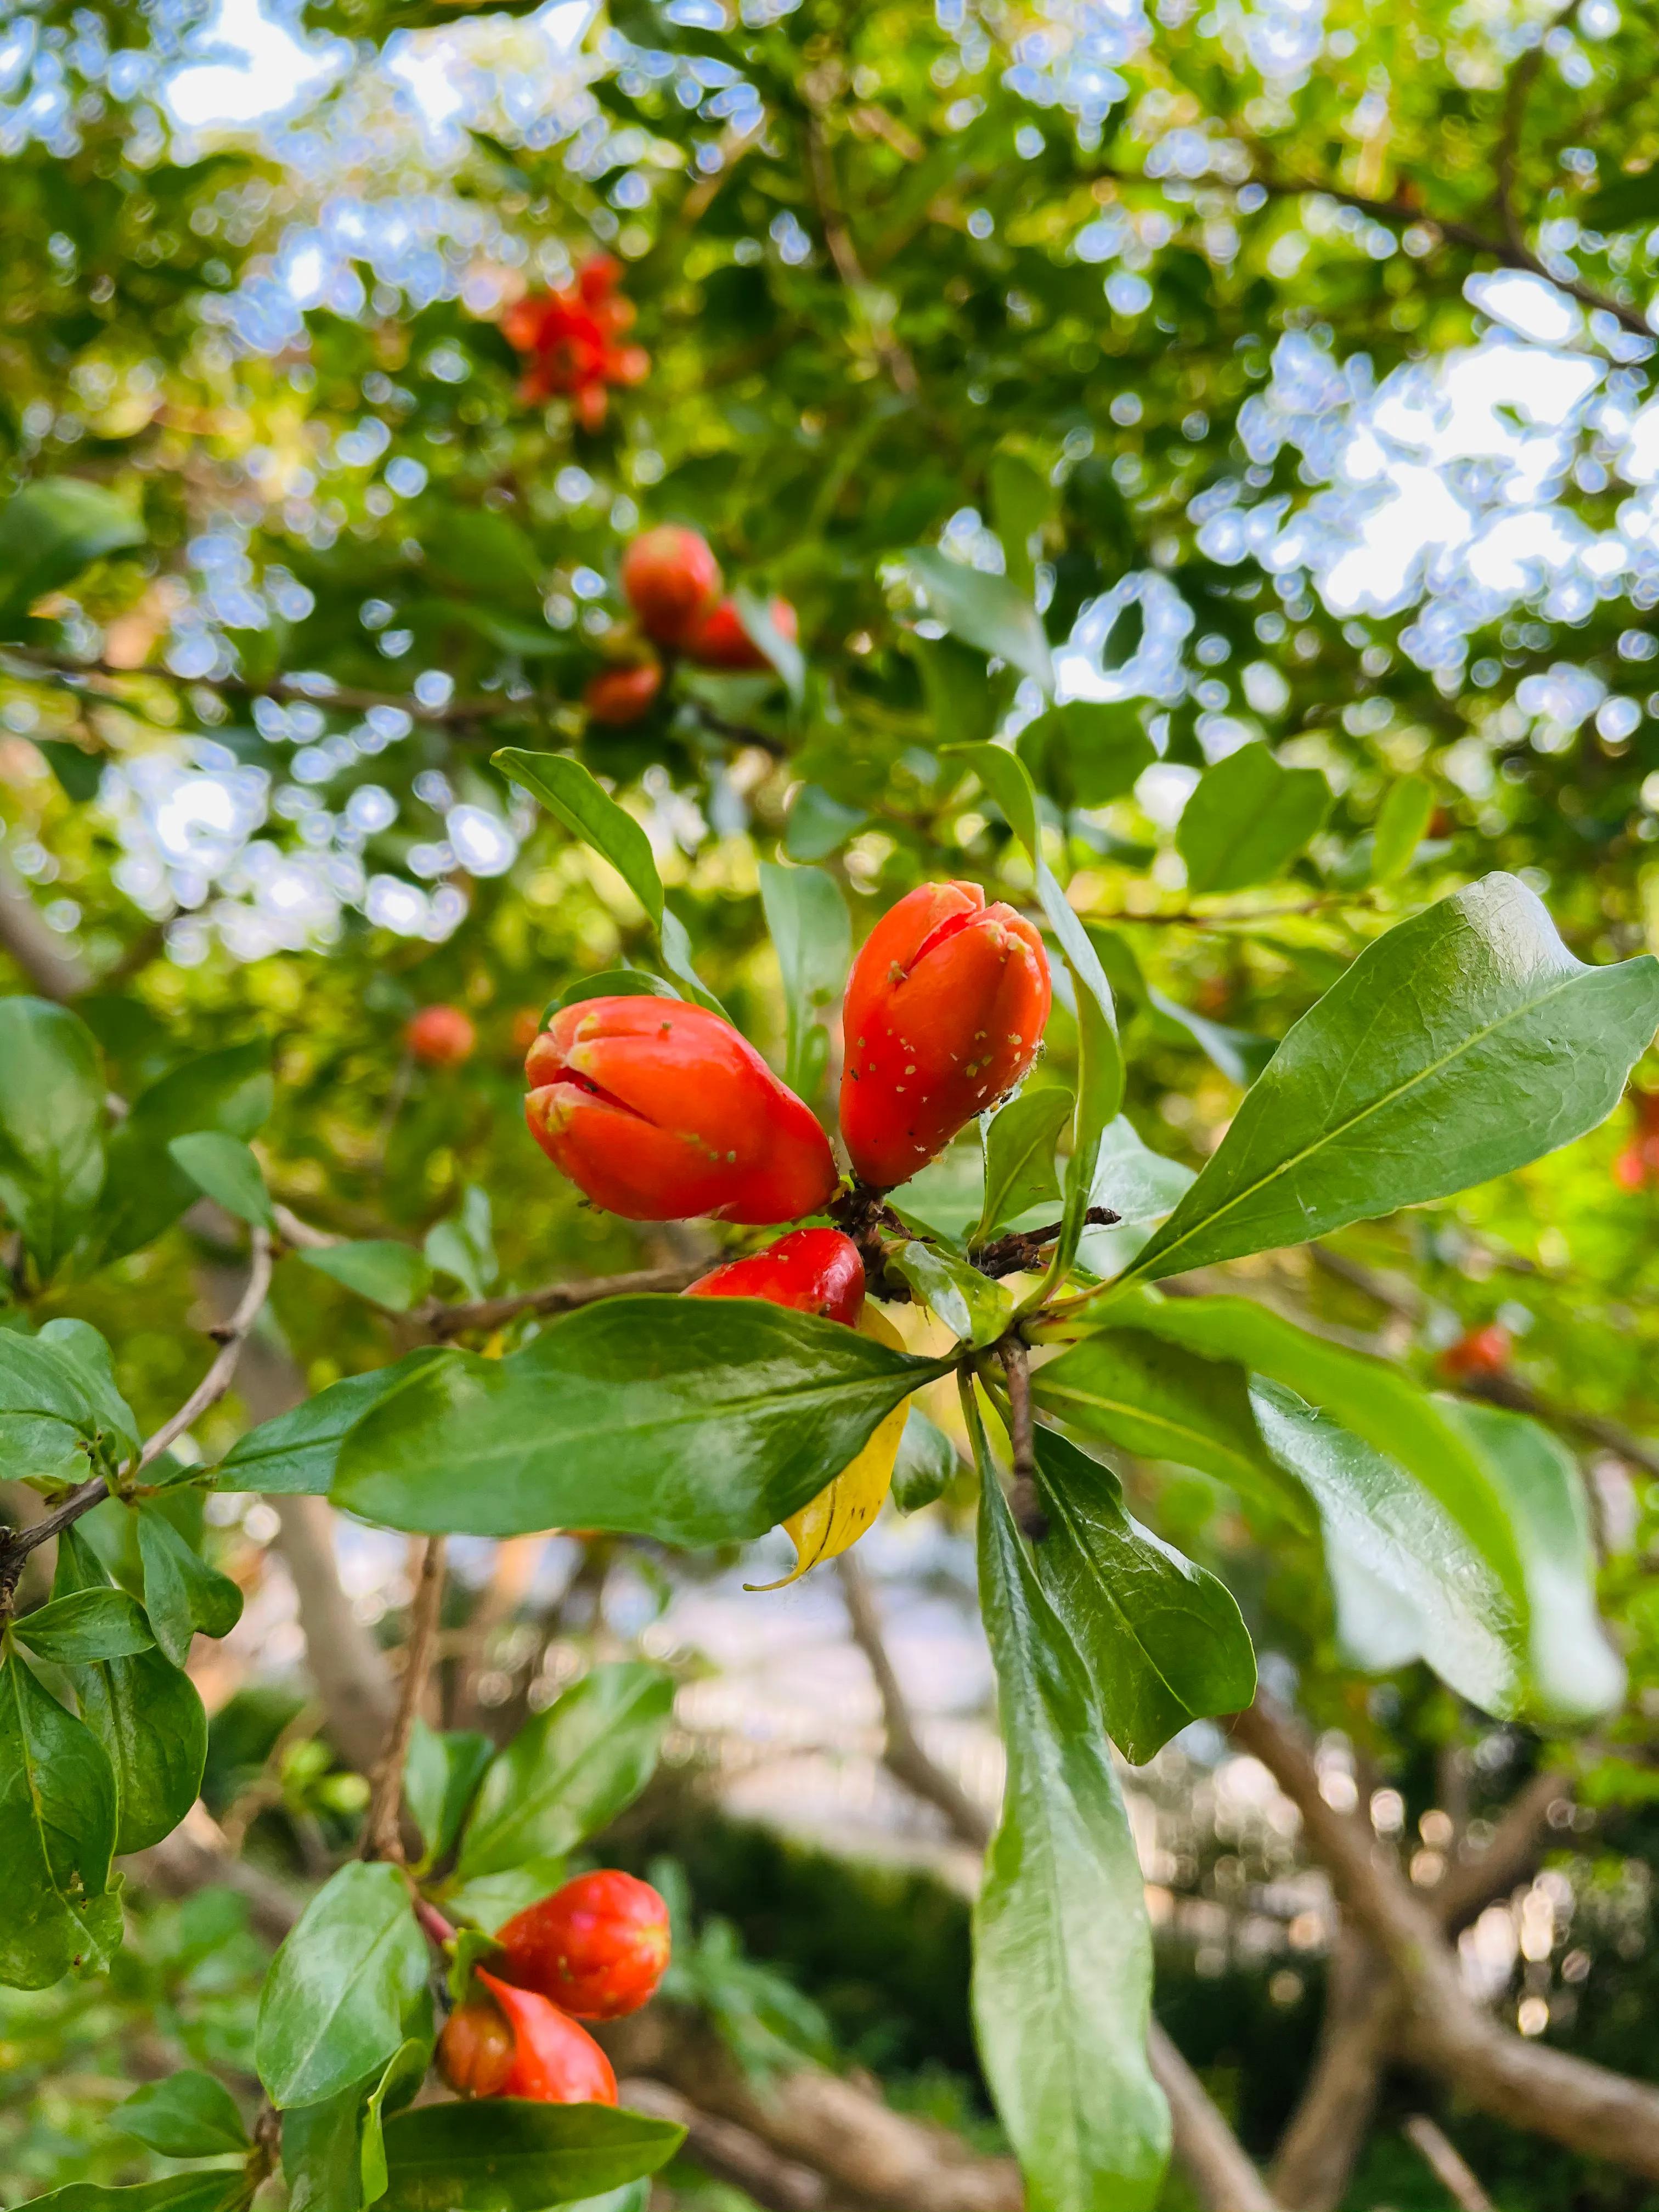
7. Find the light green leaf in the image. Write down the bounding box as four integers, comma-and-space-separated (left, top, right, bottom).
443, 1856, 568, 1937
0, 997, 105, 1280
94, 1041, 272, 1267
913, 634, 1006, 748
758, 860, 850, 1101
36, 1320, 138, 1464
970, 1413, 1169, 2210
1370, 774, 1435, 884
256, 1861, 430, 2109
1079, 1116, 1197, 1279
137, 1506, 243, 1667
13, 1588, 154, 1664
1016, 702, 1154, 810
0, 478, 145, 632
422, 1186, 496, 1304
905, 547, 1054, 689
555, 969, 680, 1013
112, 2070, 249, 2158
378, 2102, 685, 2211
891, 1403, 959, 1513
783, 784, 867, 861
976, 1088, 1071, 1245
334, 1297, 949, 1545
889, 1240, 1013, 1347
0, 1641, 120, 1989
0, 1328, 122, 1491
457, 1663, 672, 1879
213, 1351, 453, 1497
404, 1718, 494, 1868
1031, 1425, 1255, 1763
988, 449, 1051, 589
1128, 875, 1659, 1282
298, 1240, 434, 1314
166, 1131, 275, 1231
362, 2038, 432, 2207
1176, 744, 1329, 896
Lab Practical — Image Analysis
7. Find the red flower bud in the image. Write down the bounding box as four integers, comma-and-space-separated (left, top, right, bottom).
680, 595, 798, 672
525, 996, 838, 1224
438, 1997, 515, 2098
584, 662, 663, 726
473, 1971, 617, 2104
1439, 1324, 1511, 1380
687, 1227, 864, 1327
620, 527, 722, 645
406, 1005, 476, 1068
839, 881, 1052, 1189
496, 1870, 672, 2021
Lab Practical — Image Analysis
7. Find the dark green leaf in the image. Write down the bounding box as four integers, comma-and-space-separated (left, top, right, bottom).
405, 1718, 494, 1867
422, 1186, 496, 1304
443, 1856, 568, 1937
0, 1328, 120, 1490
1031, 1425, 1255, 1762
36, 1320, 138, 1463
95, 1042, 272, 1266
493, 749, 663, 924
976, 1088, 1071, 1244
1017, 702, 1154, 810
1127, 876, 1659, 1282
0, 478, 145, 631
988, 449, 1051, 589
554, 969, 680, 1012
1582, 163, 1659, 230
1176, 745, 1329, 895
913, 634, 1006, 748
1144, 986, 1277, 1089
758, 861, 850, 1101
0, 1642, 120, 1989
379, 2101, 685, 2211
891, 1403, 959, 1513
113, 2070, 250, 2157
905, 548, 1054, 690
334, 1297, 947, 1545
256, 1860, 430, 2108
298, 1241, 435, 1315
137, 1506, 244, 1667
972, 1424, 1169, 2210
15, 2180, 247, 2212
889, 1240, 1013, 1347
166, 1131, 275, 1231
213, 1351, 453, 1497
283, 2083, 368, 2212
1370, 774, 1435, 884
457, 1663, 672, 1880
0, 997, 105, 1280
14, 1588, 154, 1663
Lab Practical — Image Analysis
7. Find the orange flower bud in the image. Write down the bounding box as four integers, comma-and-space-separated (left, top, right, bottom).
525, 996, 838, 1223
686, 1227, 864, 1327
839, 881, 1051, 1189
1439, 1323, 1511, 1380
620, 527, 722, 645
496, 1870, 671, 2022
437, 1998, 514, 2098
475, 1970, 617, 2104
680, 595, 798, 671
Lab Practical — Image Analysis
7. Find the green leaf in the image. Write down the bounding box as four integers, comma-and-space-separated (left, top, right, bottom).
405, 1718, 494, 1867
166, 1131, 275, 1231
889, 1240, 1013, 1348
0, 997, 105, 1280
1144, 987, 1278, 1090
0, 1641, 120, 1989
1370, 774, 1435, 884
14, 1588, 154, 1663
457, 1663, 672, 1880
422, 1186, 496, 1303
334, 1296, 947, 1545
0, 1328, 123, 1490
137, 1506, 244, 1667
758, 860, 850, 1101
112, 2070, 249, 2158
15, 2180, 247, 2212
379, 2101, 686, 2211
976, 1088, 1071, 1244
0, 478, 145, 632
256, 1861, 431, 2109
298, 1241, 435, 1314
784, 784, 867, 861
1031, 1425, 1255, 1763
905, 547, 1054, 690
95, 1041, 272, 1266
731, 585, 805, 702
213, 1351, 453, 1497
445, 1923, 504, 2007
443, 1855, 568, 1937
1176, 745, 1329, 896
283, 2083, 368, 2212
891, 1403, 959, 1513
554, 969, 680, 1013
989, 449, 1051, 590
1017, 702, 1154, 810
1127, 875, 1659, 1282
53, 1527, 207, 1856
1079, 1117, 1197, 1279
1249, 1380, 1520, 1715
36, 1320, 139, 1463
362, 2037, 432, 2207
970, 1417, 1169, 2210
913, 634, 1006, 749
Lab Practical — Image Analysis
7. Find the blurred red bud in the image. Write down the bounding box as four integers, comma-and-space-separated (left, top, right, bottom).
584, 662, 663, 725
680, 594, 797, 672
407, 1005, 476, 1068
620, 527, 722, 645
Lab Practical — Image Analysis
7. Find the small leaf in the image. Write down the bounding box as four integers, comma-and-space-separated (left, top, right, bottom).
1582, 162, 1659, 231
492, 750, 662, 922
256, 1861, 431, 2109
0, 477, 145, 633
362, 2038, 432, 2207
16, 2179, 249, 2211
94, 1041, 272, 1268
405, 1718, 494, 1867
283, 2083, 369, 2212
113, 2070, 250, 2158
443, 1856, 569, 1937
0, 1329, 114, 1491
0, 997, 106, 1281
298, 1240, 434, 1314
784, 784, 867, 861
758, 861, 851, 1101
891, 1403, 960, 1514
1176, 745, 1329, 896
137, 1507, 244, 1667
166, 1131, 275, 1230
976, 1088, 1071, 1245
1080, 1117, 1197, 1279
378, 2101, 685, 2211
213, 1351, 453, 1497
554, 969, 680, 1013
36, 1319, 138, 1464
1370, 774, 1435, 884
889, 1242, 1013, 1348
0, 1642, 120, 1989
1017, 702, 1154, 810
14, 1589, 154, 1664
421, 1186, 497, 1304
988, 449, 1051, 589
904, 547, 1054, 689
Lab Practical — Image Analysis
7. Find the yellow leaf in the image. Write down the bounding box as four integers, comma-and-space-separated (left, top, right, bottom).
748, 1306, 911, 1589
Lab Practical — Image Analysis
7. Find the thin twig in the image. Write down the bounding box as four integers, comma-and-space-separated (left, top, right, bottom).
5, 650, 510, 727
422, 1260, 703, 1338
362, 1534, 448, 1865
1403, 2115, 1497, 2211
972, 1206, 1118, 1278
996, 1339, 1047, 1540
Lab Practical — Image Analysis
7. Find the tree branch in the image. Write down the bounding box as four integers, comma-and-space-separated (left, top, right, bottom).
996, 1340, 1047, 1541
1149, 2022, 1284, 2212
1403, 2114, 1497, 2211
618, 2078, 829, 2211
6, 649, 511, 728
0, 845, 92, 1001
1432, 1765, 1572, 1933
420, 1259, 704, 1338
1267, 1937, 1395, 2212
362, 1536, 447, 1863
803, 113, 919, 396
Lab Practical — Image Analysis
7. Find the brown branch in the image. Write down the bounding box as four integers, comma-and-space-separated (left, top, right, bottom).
972, 1207, 1118, 1279
0, 844, 92, 1001
997, 1340, 1047, 1541
421, 1259, 703, 1338
1403, 2115, 1497, 2211
1432, 1766, 1572, 1934
122, 1806, 303, 1948
618, 2078, 828, 2211
1268, 1937, 1395, 2212
272, 1496, 399, 1773
1149, 2022, 1284, 2212
362, 1535, 447, 1864
7, 649, 511, 727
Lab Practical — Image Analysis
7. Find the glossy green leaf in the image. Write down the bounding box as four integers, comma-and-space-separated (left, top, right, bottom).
298, 1240, 434, 1314
361, 2037, 432, 2207
283, 2083, 368, 2212
905, 547, 1054, 689
1144, 986, 1277, 1089
758, 860, 850, 1099
1249, 1380, 1520, 1716
137, 1506, 244, 1667
334, 1296, 948, 1544
16, 2180, 246, 2212
53, 1527, 206, 1855
975, 1087, 1070, 1244
213, 1350, 453, 1496
1176, 744, 1329, 896
1127, 876, 1659, 1282
112, 2071, 249, 2158
404, 1718, 493, 1867
0, 997, 105, 1280
256, 1860, 431, 2108
891, 1403, 959, 1513
889, 1240, 1013, 1347
971, 1422, 1169, 2210
14, 1588, 154, 1664
378, 2101, 685, 2211
457, 1663, 672, 1879
166, 1131, 275, 1230
1016, 701, 1154, 810
1079, 1116, 1197, 1279
0, 477, 145, 632
94, 1042, 273, 1266
36, 1320, 139, 1464
1370, 774, 1435, 884
0, 1641, 120, 1989
1031, 1425, 1255, 1763
443, 1855, 568, 1937
914, 633, 1005, 748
